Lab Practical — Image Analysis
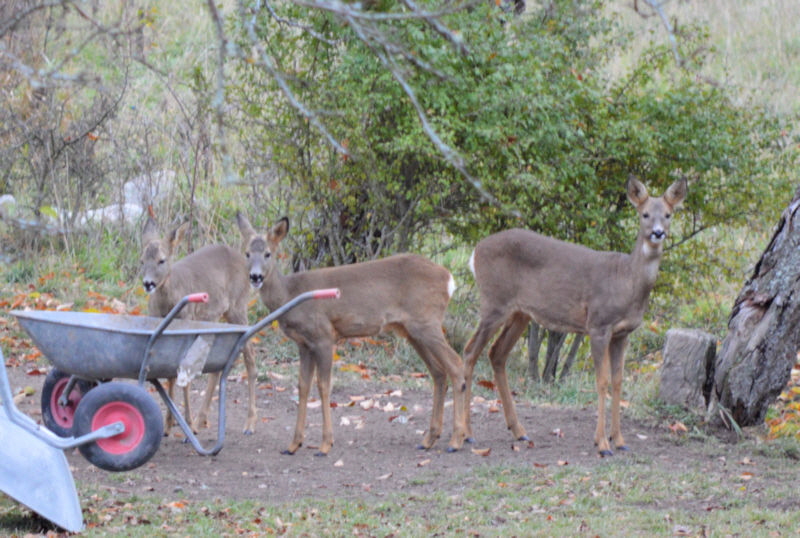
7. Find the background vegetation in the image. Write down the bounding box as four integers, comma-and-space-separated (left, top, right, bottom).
1, 0, 800, 533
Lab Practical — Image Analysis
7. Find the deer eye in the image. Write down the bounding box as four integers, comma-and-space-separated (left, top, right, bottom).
264, 252, 271, 259
665, 213, 672, 219
642, 212, 650, 219
158, 259, 166, 265
245, 252, 250, 259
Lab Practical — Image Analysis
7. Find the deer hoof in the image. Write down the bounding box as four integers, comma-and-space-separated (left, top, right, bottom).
598, 449, 614, 458
465, 437, 476, 444
243, 429, 254, 436
314, 451, 328, 457
616, 445, 630, 452
518, 435, 530, 442
280, 449, 296, 456
446, 446, 459, 453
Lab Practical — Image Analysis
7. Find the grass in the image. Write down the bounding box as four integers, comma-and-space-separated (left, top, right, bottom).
3, 436, 800, 536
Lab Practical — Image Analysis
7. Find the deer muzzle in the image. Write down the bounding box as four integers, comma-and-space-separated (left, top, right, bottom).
249, 273, 264, 289
649, 229, 666, 243
143, 280, 157, 294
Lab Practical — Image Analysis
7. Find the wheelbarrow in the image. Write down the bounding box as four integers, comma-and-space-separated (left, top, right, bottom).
3, 288, 339, 531
0, 346, 121, 532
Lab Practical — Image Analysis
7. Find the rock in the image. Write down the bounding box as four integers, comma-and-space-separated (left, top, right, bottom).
659, 328, 717, 411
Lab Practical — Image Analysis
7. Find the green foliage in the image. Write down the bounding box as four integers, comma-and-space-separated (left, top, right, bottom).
228, 0, 793, 297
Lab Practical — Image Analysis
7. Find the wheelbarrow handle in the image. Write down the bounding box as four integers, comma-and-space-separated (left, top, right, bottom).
312, 288, 341, 300
187, 292, 209, 303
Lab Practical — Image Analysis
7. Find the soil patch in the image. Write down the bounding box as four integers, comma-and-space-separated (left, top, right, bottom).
4, 361, 760, 506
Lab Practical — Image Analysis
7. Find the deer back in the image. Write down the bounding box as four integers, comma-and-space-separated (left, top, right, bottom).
281, 254, 454, 339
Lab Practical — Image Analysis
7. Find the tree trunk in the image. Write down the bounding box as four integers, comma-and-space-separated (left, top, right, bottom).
712, 186, 800, 427
542, 331, 567, 383
558, 334, 585, 381
526, 321, 544, 382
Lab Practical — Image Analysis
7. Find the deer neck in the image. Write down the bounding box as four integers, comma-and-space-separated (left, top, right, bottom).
259, 266, 293, 311
629, 234, 664, 297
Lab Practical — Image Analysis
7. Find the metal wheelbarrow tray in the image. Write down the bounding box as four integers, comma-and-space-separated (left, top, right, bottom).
8, 288, 340, 474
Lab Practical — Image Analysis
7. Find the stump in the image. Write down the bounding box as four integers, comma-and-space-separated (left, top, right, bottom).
660, 328, 717, 411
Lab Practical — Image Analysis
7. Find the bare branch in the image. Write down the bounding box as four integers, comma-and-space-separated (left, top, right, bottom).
634, 0, 682, 65
236, 0, 350, 156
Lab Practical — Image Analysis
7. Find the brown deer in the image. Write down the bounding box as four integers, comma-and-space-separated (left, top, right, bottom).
462, 176, 687, 456
140, 217, 258, 435
237, 212, 467, 456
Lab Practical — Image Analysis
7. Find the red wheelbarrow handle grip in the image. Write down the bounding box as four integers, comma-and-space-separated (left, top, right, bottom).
187, 292, 209, 303
312, 288, 341, 300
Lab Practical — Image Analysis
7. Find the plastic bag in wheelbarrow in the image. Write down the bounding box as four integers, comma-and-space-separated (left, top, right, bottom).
0, 352, 83, 533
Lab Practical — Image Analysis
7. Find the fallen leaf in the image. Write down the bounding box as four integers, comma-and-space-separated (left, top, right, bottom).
471, 448, 491, 457
477, 379, 496, 391
377, 473, 392, 480
669, 421, 688, 434
417, 459, 431, 467
551, 428, 564, 438
334, 459, 344, 467
557, 460, 569, 466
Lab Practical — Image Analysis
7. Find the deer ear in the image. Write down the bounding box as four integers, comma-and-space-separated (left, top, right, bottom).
236, 211, 256, 242
166, 221, 189, 256
664, 177, 688, 209
626, 175, 649, 207
271, 217, 289, 243
142, 216, 159, 245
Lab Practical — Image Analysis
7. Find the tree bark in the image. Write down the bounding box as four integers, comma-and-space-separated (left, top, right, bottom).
542, 331, 567, 383
526, 321, 544, 382
712, 186, 800, 427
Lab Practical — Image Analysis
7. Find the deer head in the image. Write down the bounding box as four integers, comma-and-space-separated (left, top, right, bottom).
626, 175, 687, 254
140, 217, 189, 294
236, 212, 288, 290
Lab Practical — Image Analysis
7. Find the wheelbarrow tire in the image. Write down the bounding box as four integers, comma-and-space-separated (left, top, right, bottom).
41, 368, 96, 437
74, 382, 163, 472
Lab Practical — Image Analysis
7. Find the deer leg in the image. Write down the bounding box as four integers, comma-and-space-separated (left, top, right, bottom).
164, 377, 177, 434
406, 333, 449, 451
241, 342, 258, 435
487, 313, 531, 442
590, 330, 613, 456
609, 335, 629, 451
313, 343, 335, 456
182, 385, 192, 433
462, 312, 506, 442
226, 309, 259, 435
284, 345, 315, 455
431, 338, 468, 453
192, 373, 219, 432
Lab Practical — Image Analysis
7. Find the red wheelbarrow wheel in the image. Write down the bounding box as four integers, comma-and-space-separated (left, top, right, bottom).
41, 368, 96, 437
74, 382, 163, 472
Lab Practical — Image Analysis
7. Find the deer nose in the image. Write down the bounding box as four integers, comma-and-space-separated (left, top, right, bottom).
650, 229, 665, 242
249, 273, 264, 289
143, 280, 156, 293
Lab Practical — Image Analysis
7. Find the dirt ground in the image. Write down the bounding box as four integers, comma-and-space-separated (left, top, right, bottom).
4, 356, 768, 508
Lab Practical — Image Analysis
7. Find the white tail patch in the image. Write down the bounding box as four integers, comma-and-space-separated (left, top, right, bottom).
447, 274, 456, 298
468, 249, 476, 277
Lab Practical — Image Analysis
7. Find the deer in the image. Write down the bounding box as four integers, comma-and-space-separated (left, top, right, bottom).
236, 212, 468, 456
140, 216, 258, 436
462, 175, 687, 457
